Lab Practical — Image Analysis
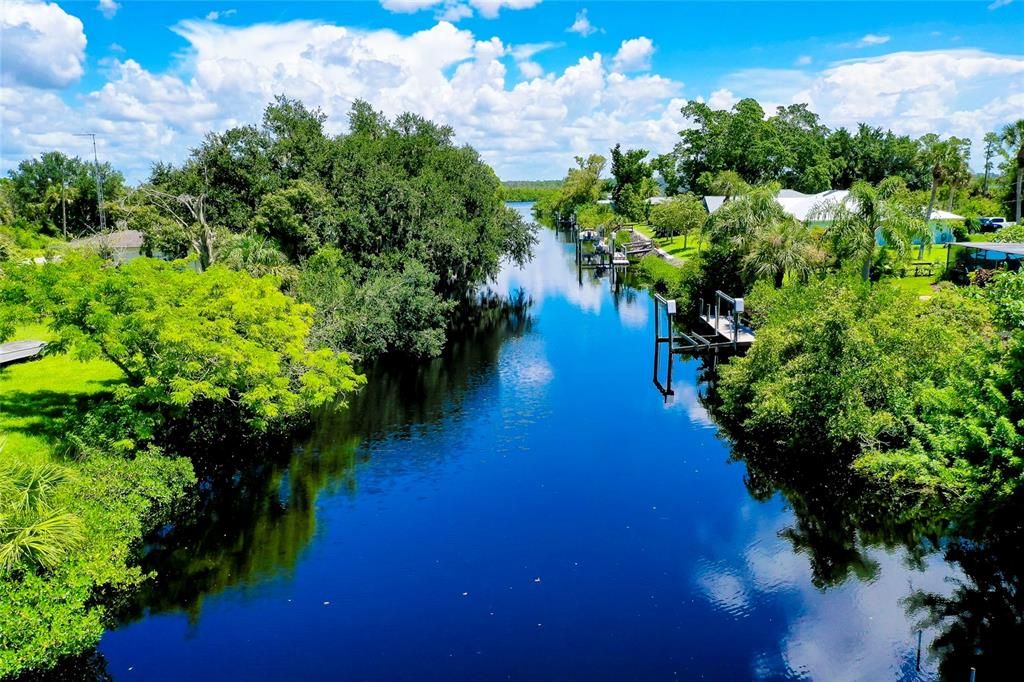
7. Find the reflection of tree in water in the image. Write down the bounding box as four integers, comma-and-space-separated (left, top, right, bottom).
12, 650, 113, 682
699, 356, 1023, 679
110, 294, 534, 626
904, 497, 1024, 681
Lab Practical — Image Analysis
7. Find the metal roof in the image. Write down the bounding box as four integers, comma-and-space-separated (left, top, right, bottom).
69, 229, 145, 249
952, 242, 1024, 256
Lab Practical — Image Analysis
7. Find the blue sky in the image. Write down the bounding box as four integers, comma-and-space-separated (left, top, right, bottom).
2, 1, 1023, 181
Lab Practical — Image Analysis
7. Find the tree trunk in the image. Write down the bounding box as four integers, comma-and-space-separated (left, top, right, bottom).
774, 269, 784, 288
683, 232, 688, 250
862, 258, 871, 282
946, 185, 954, 211
921, 177, 939, 261
1016, 163, 1023, 224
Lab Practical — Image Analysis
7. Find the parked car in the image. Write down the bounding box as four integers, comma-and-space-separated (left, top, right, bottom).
979, 216, 1007, 231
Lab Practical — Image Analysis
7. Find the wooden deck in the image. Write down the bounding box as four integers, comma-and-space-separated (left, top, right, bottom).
0, 340, 47, 366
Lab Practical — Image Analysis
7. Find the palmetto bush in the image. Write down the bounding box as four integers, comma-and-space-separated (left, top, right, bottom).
0, 446, 84, 576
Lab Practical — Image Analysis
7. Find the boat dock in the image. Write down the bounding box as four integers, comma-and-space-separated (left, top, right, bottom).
0, 340, 47, 367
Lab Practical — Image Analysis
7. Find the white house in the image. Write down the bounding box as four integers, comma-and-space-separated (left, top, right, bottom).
68, 229, 157, 264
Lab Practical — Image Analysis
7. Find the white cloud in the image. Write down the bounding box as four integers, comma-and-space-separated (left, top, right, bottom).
205, 9, 237, 22
708, 50, 1024, 168
379, 0, 540, 20
97, 0, 119, 19
567, 8, 599, 37
850, 33, 891, 48
795, 55, 813, 66
707, 88, 737, 110
0, 0, 87, 89
3, 11, 1021, 184
611, 36, 654, 72
988, 0, 1013, 9
1, 17, 688, 181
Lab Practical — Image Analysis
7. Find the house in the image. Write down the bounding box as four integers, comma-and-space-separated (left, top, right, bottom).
67, 229, 157, 264
703, 189, 961, 246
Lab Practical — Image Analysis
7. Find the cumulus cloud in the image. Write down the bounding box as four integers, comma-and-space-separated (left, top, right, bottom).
707, 88, 738, 110
611, 36, 654, 72
567, 8, 599, 36
988, 0, 1013, 9
0, 17, 687, 181
1, 0, 87, 89
3, 10, 1021, 183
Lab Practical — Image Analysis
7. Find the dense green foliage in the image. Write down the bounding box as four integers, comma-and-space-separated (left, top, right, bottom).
3, 152, 126, 238
124, 98, 535, 358
610, 144, 657, 221
2, 256, 363, 435
717, 274, 1023, 507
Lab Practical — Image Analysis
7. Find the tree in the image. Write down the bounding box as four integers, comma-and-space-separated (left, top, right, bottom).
1002, 119, 1024, 223
220, 232, 296, 284
648, 194, 707, 248
6, 152, 125, 237
743, 217, 820, 288
811, 177, 926, 280
609, 144, 652, 210
919, 135, 969, 252
297, 247, 453, 359
983, 132, 1002, 196
1, 255, 364, 430
651, 153, 684, 196
137, 187, 223, 270
698, 170, 750, 201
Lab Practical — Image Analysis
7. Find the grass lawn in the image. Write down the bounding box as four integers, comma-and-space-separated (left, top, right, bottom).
631, 224, 703, 261
0, 324, 122, 465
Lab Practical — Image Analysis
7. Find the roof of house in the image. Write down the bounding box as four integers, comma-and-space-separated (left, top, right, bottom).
69, 229, 145, 249
952, 242, 1024, 256
928, 209, 965, 221
704, 189, 851, 222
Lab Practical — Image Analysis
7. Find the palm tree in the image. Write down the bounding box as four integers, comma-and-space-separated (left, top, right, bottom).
0, 453, 84, 575
919, 135, 967, 242
1002, 119, 1024, 224
704, 183, 786, 249
743, 217, 820, 288
983, 131, 1001, 196
221, 232, 292, 278
811, 177, 926, 281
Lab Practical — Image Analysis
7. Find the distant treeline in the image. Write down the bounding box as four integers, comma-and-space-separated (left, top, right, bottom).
501, 180, 563, 202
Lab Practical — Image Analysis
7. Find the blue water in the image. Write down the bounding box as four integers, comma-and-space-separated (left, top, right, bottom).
97, 203, 961, 680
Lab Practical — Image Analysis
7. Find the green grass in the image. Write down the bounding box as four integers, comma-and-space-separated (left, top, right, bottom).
0, 325, 122, 466
631, 224, 703, 261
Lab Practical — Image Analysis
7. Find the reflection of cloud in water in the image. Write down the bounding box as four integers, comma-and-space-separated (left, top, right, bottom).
700, 511, 960, 680
696, 561, 753, 618
660, 378, 714, 428
493, 231, 605, 315
617, 298, 648, 328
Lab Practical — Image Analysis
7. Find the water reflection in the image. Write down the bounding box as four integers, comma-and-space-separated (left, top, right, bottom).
114, 296, 536, 627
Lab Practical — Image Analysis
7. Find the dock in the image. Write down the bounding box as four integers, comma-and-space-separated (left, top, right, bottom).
0, 340, 47, 366
653, 291, 755, 354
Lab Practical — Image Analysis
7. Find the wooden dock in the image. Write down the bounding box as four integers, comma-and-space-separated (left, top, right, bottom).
0, 340, 47, 366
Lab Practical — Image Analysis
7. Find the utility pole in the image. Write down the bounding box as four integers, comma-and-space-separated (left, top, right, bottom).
74, 133, 106, 231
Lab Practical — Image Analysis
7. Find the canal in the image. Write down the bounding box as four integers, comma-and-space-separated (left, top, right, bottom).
96, 203, 968, 680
